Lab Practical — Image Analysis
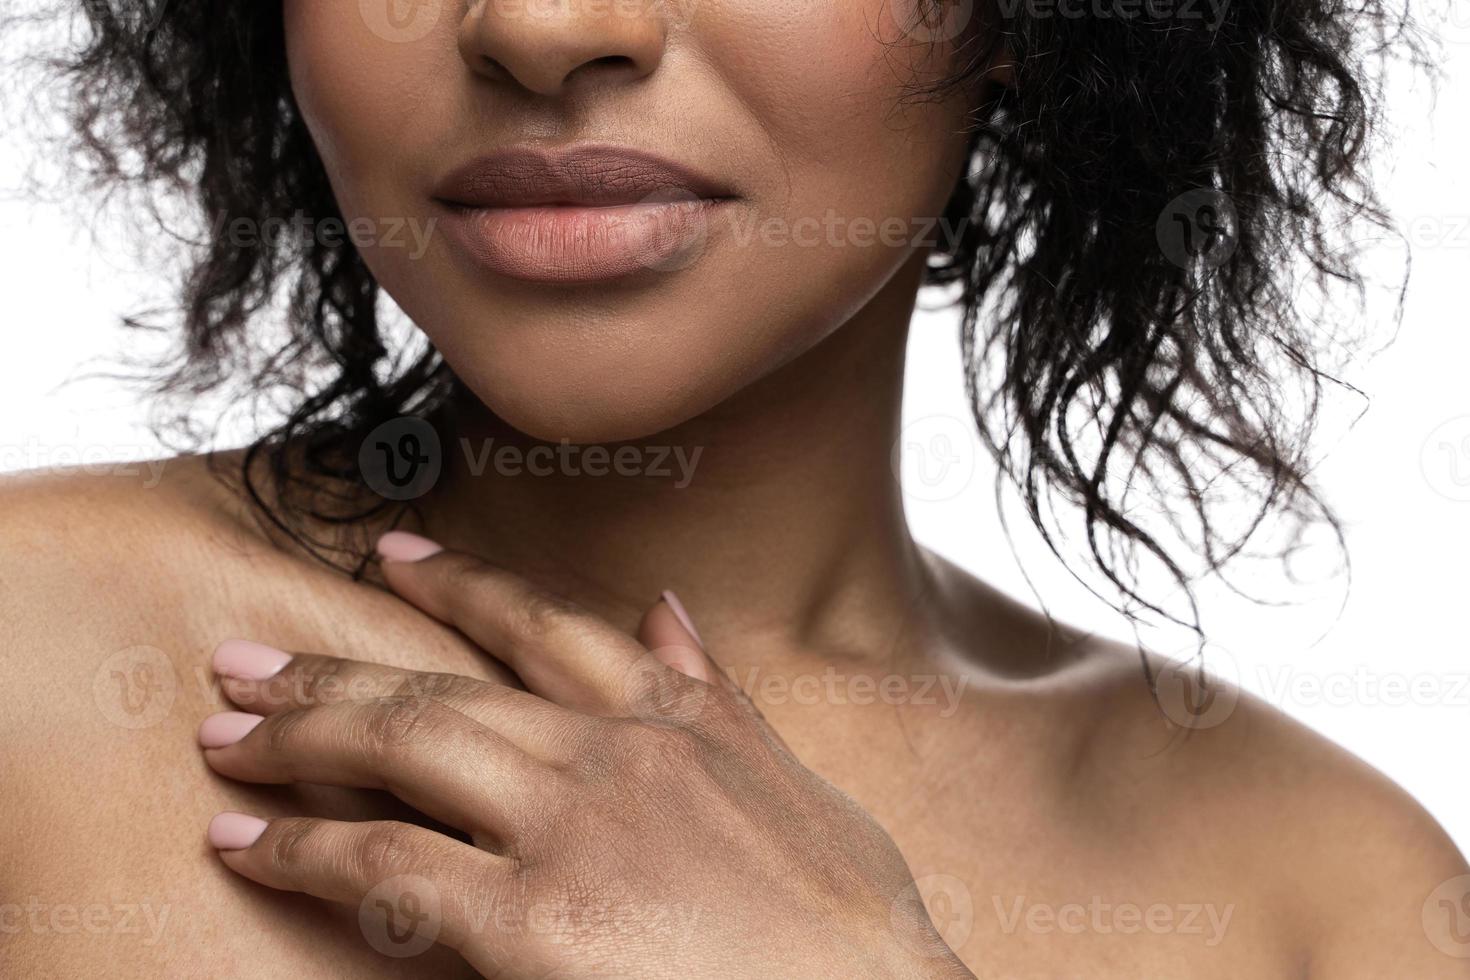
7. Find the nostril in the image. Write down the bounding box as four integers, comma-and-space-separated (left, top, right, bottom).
469, 53, 641, 94
565, 54, 642, 86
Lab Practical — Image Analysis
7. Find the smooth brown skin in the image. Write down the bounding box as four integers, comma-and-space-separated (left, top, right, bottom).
3, 0, 1468, 976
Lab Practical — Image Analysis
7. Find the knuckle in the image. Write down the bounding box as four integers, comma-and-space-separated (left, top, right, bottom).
621, 721, 706, 773
619, 659, 667, 707
621, 722, 738, 801
655, 724, 707, 763
264, 708, 311, 754
393, 670, 471, 701
440, 554, 483, 595
441, 556, 496, 615
509, 587, 583, 644
561, 722, 617, 782
363, 697, 452, 751
688, 687, 746, 737
297, 656, 352, 707
354, 822, 419, 878
266, 818, 321, 878
512, 768, 577, 836
624, 658, 720, 726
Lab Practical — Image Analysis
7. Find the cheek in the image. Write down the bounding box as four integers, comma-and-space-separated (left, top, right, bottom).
709, 0, 972, 206
656, 1, 971, 365
282, 0, 460, 216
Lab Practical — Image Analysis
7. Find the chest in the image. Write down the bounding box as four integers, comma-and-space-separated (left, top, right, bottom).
758, 708, 1295, 980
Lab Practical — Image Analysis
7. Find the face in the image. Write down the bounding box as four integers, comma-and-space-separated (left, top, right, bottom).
283, 0, 978, 442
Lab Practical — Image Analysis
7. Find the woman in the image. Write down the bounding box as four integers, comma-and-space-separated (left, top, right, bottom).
3, 0, 1464, 976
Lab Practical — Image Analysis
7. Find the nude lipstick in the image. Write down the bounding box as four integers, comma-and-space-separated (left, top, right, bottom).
431, 145, 737, 284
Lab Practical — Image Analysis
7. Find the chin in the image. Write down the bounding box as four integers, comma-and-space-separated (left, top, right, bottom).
482, 391, 696, 447
461, 352, 728, 446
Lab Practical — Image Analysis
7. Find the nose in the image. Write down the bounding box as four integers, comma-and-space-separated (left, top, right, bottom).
458, 0, 668, 97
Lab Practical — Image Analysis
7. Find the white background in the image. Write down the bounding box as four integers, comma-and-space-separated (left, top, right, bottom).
2, 7, 1467, 854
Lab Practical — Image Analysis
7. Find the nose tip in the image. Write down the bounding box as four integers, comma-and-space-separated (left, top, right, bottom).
458, 0, 668, 97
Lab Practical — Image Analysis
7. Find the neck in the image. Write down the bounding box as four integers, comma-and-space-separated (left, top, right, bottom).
414, 257, 938, 670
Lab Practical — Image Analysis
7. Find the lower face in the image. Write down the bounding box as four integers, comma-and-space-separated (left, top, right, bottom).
283, 0, 977, 442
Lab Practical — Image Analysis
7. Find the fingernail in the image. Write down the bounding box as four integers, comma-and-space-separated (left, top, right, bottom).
660, 589, 705, 649
653, 644, 711, 683
198, 711, 264, 748
212, 639, 292, 680
376, 531, 444, 563
208, 811, 268, 850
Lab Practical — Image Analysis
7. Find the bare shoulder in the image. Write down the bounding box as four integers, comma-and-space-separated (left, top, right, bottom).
921, 551, 1468, 975
0, 449, 467, 674
0, 452, 252, 695
0, 452, 321, 724
1074, 637, 1470, 977
0, 455, 478, 977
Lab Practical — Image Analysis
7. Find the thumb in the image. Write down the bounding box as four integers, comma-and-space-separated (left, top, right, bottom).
637, 590, 713, 684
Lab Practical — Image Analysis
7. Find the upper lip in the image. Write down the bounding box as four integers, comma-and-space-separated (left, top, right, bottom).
432, 145, 736, 209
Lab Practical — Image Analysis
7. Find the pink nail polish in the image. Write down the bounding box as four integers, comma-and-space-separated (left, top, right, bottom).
660, 589, 705, 649
653, 643, 711, 682
212, 639, 292, 680
198, 711, 264, 748
208, 812, 268, 850
376, 530, 444, 563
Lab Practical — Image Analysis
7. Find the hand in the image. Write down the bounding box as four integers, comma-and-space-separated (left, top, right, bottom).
197, 532, 974, 979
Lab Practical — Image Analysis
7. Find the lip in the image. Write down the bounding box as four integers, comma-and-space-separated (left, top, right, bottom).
431, 145, 738, 284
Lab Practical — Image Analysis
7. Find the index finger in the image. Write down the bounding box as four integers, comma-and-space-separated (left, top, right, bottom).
375, 533, 657, 716
210, 644, 583, 758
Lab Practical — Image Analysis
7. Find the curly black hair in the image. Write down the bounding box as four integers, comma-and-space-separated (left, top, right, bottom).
29, 0, 1424, 647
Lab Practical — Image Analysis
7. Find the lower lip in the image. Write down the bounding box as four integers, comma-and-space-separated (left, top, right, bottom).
436, 199, 728, 284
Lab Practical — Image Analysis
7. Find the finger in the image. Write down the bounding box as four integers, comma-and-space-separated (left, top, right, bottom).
636, 590, 714, 684
375, 532, 650, 714
208, 814, 522, 971
199, 697, 544, 838
212, 644, 586, 759
635, 592, 793, 753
